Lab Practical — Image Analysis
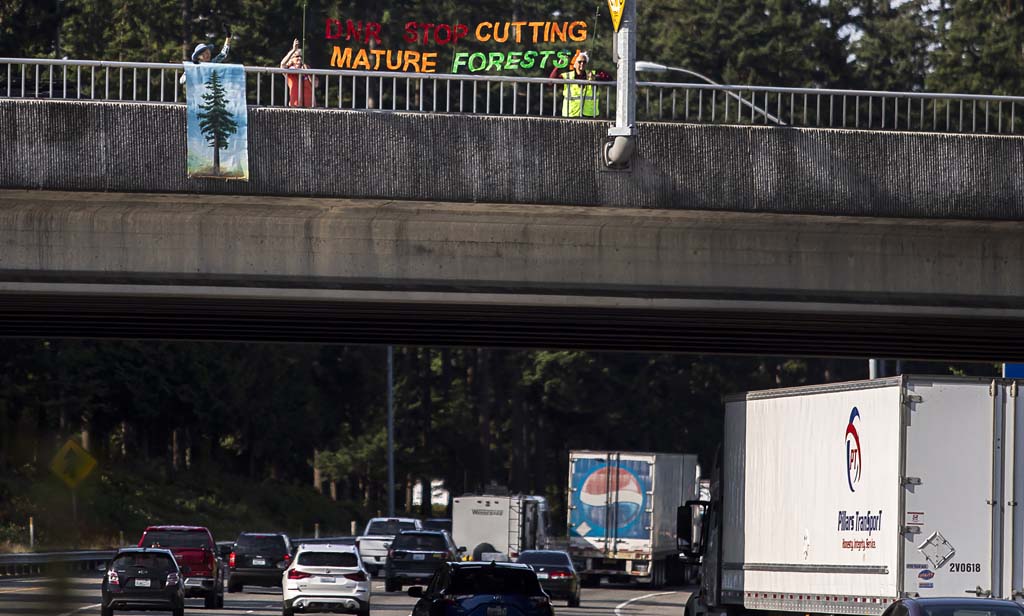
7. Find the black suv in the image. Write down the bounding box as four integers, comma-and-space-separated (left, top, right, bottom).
227, 532, 292, 592
384, 530, 462, 592
408, 562, 554, 616
101, 548, 185, 616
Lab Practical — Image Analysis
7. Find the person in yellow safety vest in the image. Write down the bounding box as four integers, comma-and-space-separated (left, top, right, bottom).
550, 51, 600, 118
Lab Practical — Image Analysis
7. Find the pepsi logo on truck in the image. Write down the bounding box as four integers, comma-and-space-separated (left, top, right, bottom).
576, 465, 646, 537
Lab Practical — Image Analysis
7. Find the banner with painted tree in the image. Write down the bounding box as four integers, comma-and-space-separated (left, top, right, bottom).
184, 63, 249, 180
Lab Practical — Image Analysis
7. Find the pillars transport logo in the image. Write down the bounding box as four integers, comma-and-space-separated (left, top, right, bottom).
845, 407, 862, 492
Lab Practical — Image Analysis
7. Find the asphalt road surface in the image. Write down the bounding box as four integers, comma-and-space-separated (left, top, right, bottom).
0, 573, 690, 616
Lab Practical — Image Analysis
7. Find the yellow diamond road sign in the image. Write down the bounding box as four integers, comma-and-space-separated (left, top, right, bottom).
50, 439, 97, 489
608, 0, 627, 32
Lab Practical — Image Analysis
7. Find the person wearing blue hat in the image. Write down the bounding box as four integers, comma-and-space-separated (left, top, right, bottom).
180, 31, 232, 86
192, 37, 231, 64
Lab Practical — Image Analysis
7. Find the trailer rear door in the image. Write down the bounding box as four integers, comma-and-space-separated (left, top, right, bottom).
1001, 381, 1023, 600
902, 378, 1001, 598
569, 453, 654, 555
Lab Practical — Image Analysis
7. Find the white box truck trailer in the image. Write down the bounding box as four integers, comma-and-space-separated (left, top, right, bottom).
452, 494, 548, 561
681, 376, 1024, 616
568, 450, 699, 586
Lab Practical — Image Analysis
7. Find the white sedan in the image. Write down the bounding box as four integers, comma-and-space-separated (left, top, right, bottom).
282, 543, 370, 616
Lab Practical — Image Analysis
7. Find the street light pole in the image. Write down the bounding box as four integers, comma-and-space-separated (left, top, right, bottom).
604, 0, 637, 168
635, 61, 785, 125
387, 345, 395, 517
301, 0, 308, 64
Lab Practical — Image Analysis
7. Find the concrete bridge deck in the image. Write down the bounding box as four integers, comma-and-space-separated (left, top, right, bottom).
0, 189, 1021, 360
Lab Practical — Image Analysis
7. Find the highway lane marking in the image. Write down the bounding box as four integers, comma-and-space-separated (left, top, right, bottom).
57, 603, 101, 616
614, 591, 677, 616
0, 585, 43, 594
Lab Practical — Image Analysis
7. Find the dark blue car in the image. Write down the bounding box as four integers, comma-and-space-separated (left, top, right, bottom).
408, 561, 554, 616
881, 597, 1024, 616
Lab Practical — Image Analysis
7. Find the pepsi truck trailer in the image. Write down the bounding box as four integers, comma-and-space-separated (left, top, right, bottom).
680, 376, 1024, 616
568, 450, 699, 586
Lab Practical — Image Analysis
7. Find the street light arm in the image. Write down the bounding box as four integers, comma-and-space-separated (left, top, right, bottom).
634, 60, 669, 73
637, 62, 722, 87
635, 60, 786, 126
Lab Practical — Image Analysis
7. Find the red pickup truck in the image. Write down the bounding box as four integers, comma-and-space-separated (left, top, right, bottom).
138, 525, 225, 609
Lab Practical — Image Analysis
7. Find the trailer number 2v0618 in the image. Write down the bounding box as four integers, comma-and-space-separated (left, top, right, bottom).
950, 563, 982, 573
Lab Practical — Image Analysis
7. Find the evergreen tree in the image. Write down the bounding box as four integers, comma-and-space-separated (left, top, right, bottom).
930, 0, 1024, 95
196, 69, 238, 174
0, 0, 63, 58
725, 0, 847, 86
851, 0, 935, 92
637, 0, 853, 88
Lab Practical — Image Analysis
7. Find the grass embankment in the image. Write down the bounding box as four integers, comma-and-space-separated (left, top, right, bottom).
0, 461, 364, 551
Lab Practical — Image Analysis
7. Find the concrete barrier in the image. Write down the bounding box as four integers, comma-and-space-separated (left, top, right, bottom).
3, 99, 1024, 219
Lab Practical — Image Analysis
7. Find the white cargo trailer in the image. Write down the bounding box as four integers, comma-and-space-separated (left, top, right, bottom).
452, 495, 547, 561
682, 376, 1024, 616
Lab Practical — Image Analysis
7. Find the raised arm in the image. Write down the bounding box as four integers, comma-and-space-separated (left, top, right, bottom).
211, 36, 231, 63
280, 39, 300, 68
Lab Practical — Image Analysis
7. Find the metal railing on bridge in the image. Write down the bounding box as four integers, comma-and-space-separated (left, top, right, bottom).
3, 57, 1024, 135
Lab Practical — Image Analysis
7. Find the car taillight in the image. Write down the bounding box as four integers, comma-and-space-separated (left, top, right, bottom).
510, 551, 518, 559
108, 570, 120, 585
550, 571, 573, 579
529, 596, 551, 609
387, 549, 394, 559
344, 572, 367, 582
166, 572, 180, 585
441, 595, 473, 609
283, 554, 291, 562
288, 569, 313, 580
229, 552, 236, 568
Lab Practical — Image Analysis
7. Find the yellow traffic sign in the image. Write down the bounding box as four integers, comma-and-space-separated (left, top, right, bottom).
608, 0, 627, 32
50, 439, 97, 489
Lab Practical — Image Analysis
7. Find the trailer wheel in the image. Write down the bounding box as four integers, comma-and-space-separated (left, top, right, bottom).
684, 593, 697, 616
665, 555, 683, 586
648, 560, 666, 589
472, 543, 498, 561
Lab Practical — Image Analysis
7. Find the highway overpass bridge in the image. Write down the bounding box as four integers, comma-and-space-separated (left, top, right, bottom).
2, 60, 1024, 360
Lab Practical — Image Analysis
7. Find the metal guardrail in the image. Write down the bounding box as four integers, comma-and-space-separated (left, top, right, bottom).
0, 550, 114, 577
3, 56, 1024, 134
636, 81, 1024, 134
0, 57, 611, 120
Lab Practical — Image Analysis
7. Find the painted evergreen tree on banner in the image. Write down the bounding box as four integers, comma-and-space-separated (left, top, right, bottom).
197, 70, 238, 175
